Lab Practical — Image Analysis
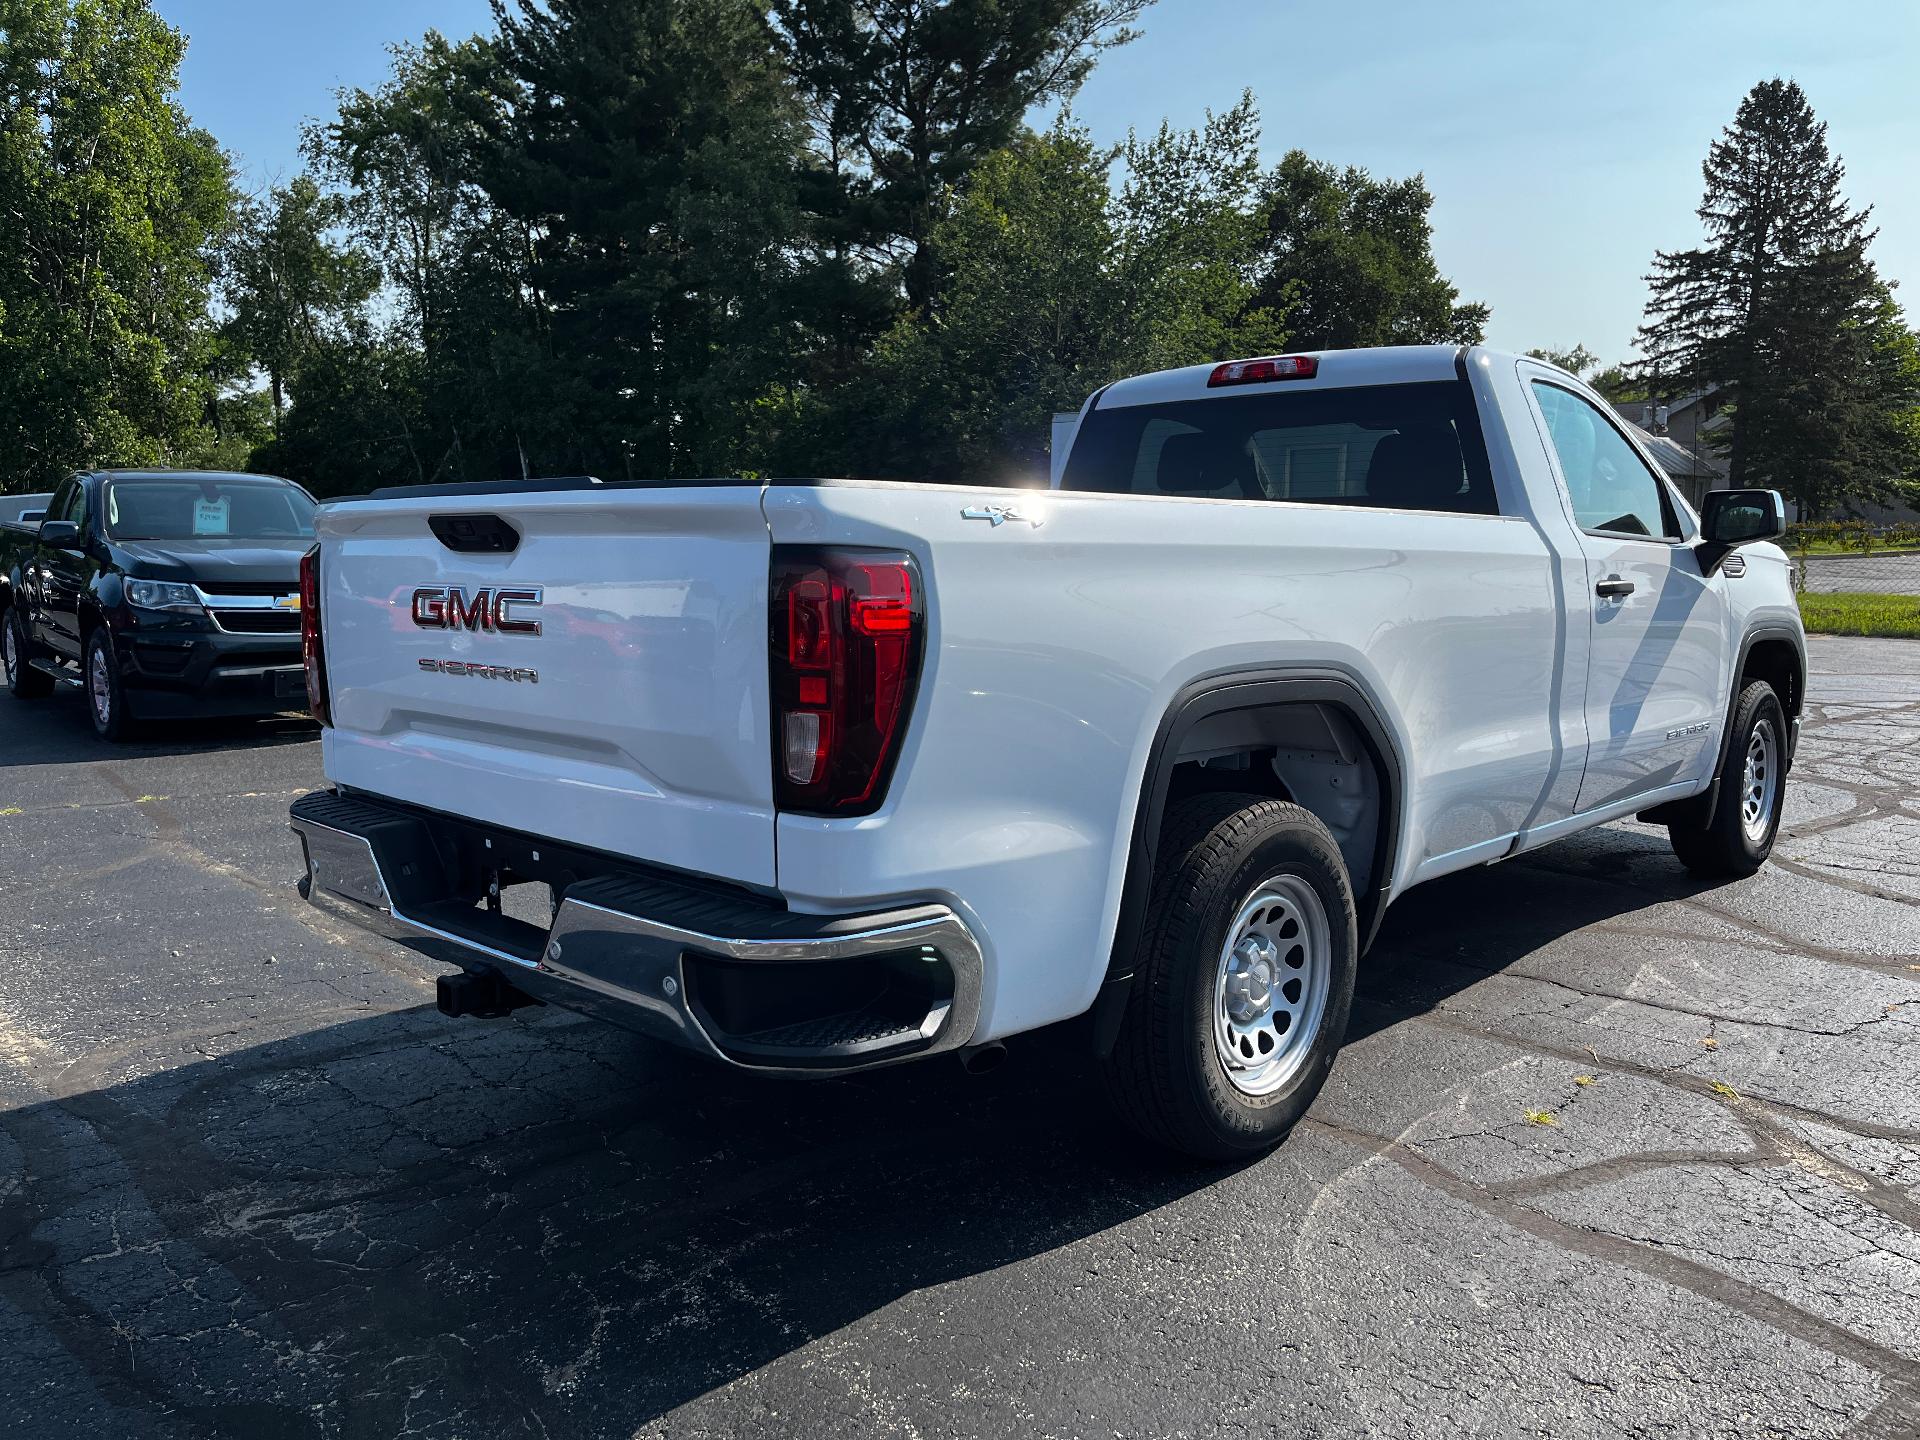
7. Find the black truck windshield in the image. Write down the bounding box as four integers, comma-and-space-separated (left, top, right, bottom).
104, 479, 317, 541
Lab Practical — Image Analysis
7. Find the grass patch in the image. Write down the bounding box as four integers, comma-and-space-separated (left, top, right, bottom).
1524, 1109, 1559, 1127
1798, 591, 1920, 639
1792, 540, 1920, 557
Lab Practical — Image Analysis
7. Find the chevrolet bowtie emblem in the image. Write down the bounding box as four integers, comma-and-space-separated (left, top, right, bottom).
961, 504, 1043, 529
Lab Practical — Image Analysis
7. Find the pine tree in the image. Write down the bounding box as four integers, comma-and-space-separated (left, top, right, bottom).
1637, 78, 1915, 515
771, 0, 1152, 317
482, 0, 804, 478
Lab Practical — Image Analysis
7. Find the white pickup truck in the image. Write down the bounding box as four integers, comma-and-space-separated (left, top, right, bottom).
288, 346, 1804, 1158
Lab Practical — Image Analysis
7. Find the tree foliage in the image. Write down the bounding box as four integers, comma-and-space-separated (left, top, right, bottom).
1637, 78, 1919, 514
0, 0, 235, 490
760, 101, 1295, 483
3, 0, 1498, 499
485, 0, 806, 479
1251, 153, 1488, 351
772, 0, 1152, 314
1525, 344, 1599, 378
220, 176, 377, 423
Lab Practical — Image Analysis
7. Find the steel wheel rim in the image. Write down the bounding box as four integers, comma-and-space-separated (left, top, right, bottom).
1741, 716, 1778, 843
1213, 873, 1331, 1096
89, 646, 112, 726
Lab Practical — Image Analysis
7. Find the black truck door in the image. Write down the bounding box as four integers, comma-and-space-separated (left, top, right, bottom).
38, 478, 90, 658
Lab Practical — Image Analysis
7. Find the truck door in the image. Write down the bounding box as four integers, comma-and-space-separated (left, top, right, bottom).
1528, 380, 1726, 812
36, 478, 89, 658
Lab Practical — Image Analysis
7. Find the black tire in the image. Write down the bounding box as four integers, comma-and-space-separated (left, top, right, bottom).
4, 603, 53, 699
85, 628, 138, 742
1669, 680, 1787, 878
1104, 793, 1358, 1161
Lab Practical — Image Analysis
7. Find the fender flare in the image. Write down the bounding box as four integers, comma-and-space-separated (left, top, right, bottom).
1721, 623, 1805, 763
1090, 666, 1407, 1052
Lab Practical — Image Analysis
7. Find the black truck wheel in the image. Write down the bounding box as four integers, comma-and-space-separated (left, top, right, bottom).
85, 628, 138, 742
4, 603, 52, 699
1104, 792, 1358, 1160
1669, 680, 1787, 878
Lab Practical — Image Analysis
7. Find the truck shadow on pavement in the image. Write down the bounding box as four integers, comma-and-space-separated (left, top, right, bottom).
0, 690, 317, 767
0, 825, 1735, 1437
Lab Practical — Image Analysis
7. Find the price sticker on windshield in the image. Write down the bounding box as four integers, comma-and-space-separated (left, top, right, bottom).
192, 496, 231, 535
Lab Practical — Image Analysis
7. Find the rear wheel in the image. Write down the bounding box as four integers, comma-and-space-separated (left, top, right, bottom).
1104, 793, 1358, 1160
4, 604, 52, 699
1669, 680, 1786, 878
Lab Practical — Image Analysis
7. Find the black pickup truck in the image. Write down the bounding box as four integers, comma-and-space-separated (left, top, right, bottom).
1, 469, 319, 740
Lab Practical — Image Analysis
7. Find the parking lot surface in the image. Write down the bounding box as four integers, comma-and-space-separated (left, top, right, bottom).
0, 635, 1916, 1439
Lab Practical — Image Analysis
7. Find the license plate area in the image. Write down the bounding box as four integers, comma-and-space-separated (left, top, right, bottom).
273, 669, 306, 699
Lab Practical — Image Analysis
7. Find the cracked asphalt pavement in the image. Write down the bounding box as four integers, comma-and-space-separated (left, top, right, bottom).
1, 635, 1917, 1439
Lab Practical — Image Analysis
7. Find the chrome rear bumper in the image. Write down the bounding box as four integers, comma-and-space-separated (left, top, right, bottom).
290, 790, 982, 1073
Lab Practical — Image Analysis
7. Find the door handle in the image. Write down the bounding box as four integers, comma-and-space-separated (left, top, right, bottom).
1595, 577, 1635, 599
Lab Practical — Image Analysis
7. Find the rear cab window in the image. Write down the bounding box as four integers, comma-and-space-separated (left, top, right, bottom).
1060, 379, 1499, 516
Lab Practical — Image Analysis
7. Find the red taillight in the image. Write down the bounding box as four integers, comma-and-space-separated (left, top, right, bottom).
1208, 354, 1318, 387
299, 545, 331, 727
770, 548, 924, 815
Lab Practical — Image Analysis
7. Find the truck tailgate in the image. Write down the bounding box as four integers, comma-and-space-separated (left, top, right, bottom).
315, 486, 776, 888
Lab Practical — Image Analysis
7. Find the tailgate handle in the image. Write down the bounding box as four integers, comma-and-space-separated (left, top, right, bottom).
429, 513, 520, 554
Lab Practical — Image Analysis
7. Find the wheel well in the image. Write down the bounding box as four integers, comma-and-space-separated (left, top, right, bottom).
1742, 637, 1801, 719
1163, 701, 1386, 901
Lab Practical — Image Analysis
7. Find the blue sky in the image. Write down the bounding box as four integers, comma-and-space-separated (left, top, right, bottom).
161, 0, 1920, 365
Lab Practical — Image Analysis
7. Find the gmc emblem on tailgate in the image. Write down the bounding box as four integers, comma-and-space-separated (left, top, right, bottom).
411, 586, 543, 636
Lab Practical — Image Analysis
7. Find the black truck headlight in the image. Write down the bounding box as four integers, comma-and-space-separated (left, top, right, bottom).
125, 580, 205, 614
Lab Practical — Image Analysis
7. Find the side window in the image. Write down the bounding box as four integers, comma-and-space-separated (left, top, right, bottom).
1532, 382, 1677, 539
44, 479, 80, 530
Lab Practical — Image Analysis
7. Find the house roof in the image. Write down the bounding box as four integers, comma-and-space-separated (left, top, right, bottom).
1621, 418, 1720, 478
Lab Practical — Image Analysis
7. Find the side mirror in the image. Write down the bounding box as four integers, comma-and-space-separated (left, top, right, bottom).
37, 519, 81, 550
1700, 489, 1785, 546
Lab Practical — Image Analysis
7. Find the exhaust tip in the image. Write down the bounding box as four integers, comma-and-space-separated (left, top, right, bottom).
958, 1041, 1007, 1076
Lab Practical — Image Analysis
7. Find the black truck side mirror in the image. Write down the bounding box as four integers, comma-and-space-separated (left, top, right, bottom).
37, 519, 82, 550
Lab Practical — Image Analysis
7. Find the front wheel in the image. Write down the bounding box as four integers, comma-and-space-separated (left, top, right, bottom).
1669, 680, 1787, 878
1104, 793, 1358, 1160
5, 604, 53, 699
85, 629, 138, 742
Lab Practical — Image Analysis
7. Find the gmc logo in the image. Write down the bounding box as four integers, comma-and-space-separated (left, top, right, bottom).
411, 586, 543, 636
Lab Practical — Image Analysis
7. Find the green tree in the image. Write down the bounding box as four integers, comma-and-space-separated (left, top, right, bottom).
1525, 344, 1599, 378
0, 0, 235, 491
484, 0, 805, 478
772, 0, 1152, 315
221, 176, 378, 427
837, 107, 1283, 483
303, 32, 550, 483
846, 124, 1122, 481
1251, 152, 1488, 351
250, 334, 434, 496
1637, 78, 1917, 513
1588, 364, 1646, 405
1112, 95, 1287, 374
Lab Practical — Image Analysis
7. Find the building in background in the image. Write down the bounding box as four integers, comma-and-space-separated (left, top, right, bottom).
1614, 387, 1729, 509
